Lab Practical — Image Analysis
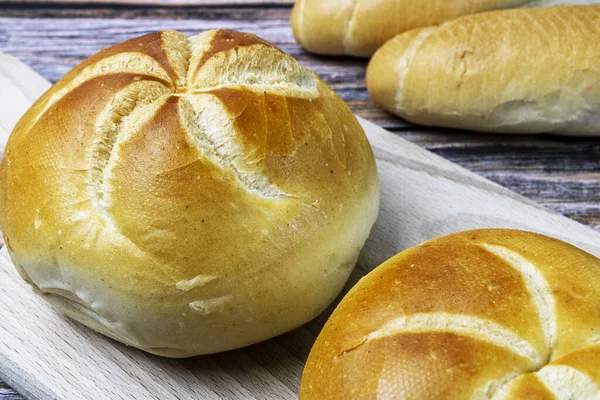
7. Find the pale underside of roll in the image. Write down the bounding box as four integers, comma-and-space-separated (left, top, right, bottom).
300, 229, 600, 399
367, 6, 600, 135
290, 0, 600, 57
0, 29, 380, 357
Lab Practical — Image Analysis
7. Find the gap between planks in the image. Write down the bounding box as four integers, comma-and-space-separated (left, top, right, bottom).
0, 0, 295, 6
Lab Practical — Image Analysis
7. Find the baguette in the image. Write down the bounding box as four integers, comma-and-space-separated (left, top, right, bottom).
367, 6, 600, 135
290, 0, 600, 57
301, 229, 600, 399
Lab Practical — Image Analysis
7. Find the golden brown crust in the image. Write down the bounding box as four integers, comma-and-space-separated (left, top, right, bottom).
105, 31, 180, 83
366, 29, 422, 114
300, 229, 600, 399
291, 0, 532, 57
498, 375, 558, 400
367, 6, 600, 135
192, 30, 274, 75
0, 29, 379, 357
290, 0, 355, 55
304, 331, 535, 399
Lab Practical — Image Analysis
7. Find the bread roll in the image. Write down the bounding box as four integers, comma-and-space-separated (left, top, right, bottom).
0, 29, 379, 357
290, 0, 600, 57
301, 229, 600, 399
367, 6, 600, 135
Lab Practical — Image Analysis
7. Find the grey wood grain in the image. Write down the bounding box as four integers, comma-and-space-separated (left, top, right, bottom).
0, 0, 294, 4
0, 383, 19, 400
1, 3, 600, 398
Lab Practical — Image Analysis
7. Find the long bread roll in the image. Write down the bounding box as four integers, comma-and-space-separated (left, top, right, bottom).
0, 29, 380, 357
367, 6, 600, 135
301, 229, 600, 399
290, 0, 600, 57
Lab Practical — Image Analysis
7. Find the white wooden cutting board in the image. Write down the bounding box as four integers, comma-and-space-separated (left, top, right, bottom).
1, 53, 600, 400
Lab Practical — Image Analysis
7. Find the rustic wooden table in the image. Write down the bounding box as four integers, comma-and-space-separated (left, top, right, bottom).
1, 1, 600, 398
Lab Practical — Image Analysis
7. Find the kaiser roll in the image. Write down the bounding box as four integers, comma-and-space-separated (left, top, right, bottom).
367, 6, 600, 135
0, 29, 380, 357
301, 229, 600, 399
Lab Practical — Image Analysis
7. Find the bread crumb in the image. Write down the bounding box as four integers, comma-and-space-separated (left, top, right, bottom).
189, 295, 233, 315
176, 275, 218, 291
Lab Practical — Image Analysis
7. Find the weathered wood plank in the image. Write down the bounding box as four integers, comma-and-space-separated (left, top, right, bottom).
0, 5, 293, 20
0, 0, 294, 4
0, 383, 19, 400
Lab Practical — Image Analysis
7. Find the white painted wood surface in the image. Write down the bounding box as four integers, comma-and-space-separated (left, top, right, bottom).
1, 53, 600, 399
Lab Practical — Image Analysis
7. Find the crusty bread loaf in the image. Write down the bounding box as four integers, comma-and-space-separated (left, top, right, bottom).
290, 0, 600, 57
367, 6, 600, 135
301, 229, 600, 399
0, 29, 380, 357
